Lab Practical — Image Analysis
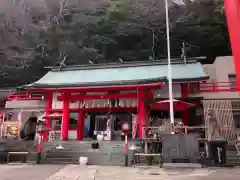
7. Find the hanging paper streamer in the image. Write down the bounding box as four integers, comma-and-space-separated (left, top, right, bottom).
0, 112, 5, 137
132, 113, 138, 139
18, 109, 23, 137
106, 110, 111, 131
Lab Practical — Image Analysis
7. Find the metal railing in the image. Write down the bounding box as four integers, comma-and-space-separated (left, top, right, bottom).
199, 81, 237, 92
142, 125, 207, 138
8, 91, 44, 101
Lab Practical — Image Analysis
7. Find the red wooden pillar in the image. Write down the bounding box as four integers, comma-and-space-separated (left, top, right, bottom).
77, 111, 85, 140
225, 0, 240, 90
181, 83, 189, 126
138, 89, 147, 139
44, 92, 53, 141
61, 93, 70, 140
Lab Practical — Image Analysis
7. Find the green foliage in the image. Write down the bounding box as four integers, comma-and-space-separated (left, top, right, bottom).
0, 0, 230, 87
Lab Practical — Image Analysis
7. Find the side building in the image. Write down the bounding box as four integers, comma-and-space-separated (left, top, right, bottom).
201, 56, 240, 142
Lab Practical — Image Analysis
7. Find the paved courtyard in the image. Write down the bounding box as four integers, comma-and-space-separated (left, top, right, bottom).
0, 164, 240, 180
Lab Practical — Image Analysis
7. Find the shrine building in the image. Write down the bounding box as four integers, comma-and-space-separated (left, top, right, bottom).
4, 58, 209, 141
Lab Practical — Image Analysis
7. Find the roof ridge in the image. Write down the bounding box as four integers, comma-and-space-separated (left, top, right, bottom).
50, 57, 204, 72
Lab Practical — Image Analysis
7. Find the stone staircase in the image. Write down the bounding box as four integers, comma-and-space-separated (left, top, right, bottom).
0, 138, 36, 163
200, 144, 240, 167
42, 141, 240, 167
42, 141, 134, 166
226, 144, 240, 166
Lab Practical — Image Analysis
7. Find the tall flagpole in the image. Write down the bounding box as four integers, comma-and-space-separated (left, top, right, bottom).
164, 0, 175, 133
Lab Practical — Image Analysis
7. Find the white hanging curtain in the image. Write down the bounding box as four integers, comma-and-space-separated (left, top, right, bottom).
17, 109, 23, 137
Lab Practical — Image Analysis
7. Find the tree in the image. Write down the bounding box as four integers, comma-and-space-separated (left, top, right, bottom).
0, 0, 230, 88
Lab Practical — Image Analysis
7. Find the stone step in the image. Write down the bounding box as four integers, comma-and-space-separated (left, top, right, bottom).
42, 141, 136, 165
227, 154, 240, 158
45, 157, 79, 162
227, 159, 240, 162
228, 158, 240, 161
44, 153, 109, 159
44, 157, 125, 165
43, 141, 127, 146
44, 152, 128, 165
44, 160, 79, 164
227, 147, 237, 151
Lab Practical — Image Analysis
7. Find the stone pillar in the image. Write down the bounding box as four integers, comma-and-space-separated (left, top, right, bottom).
77, 111, 85, 140
61, 93, 70, 140
44, 92, 53, 141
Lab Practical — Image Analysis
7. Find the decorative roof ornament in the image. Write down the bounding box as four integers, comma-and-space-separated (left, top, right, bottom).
172, 0, 185, 6
181, 42, 187, 64
88, 60, 94, 64
118, 58, 124, 63
149, 56, 153, 61
58, 52, 68, 71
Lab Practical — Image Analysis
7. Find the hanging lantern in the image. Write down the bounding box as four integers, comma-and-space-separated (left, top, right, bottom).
36, 123, 46, 134
122, 122, 130, 134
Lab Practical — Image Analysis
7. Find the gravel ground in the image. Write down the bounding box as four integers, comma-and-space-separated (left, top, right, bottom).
0, 164, 240, 180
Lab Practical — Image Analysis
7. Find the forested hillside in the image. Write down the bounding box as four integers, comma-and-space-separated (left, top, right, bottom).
0, 0, 230, 87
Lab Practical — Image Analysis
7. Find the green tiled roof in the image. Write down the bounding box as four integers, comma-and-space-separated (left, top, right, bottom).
28, 60, 208, 88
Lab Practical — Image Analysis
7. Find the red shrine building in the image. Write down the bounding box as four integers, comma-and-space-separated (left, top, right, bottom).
5, 59, 209, 141
2, 56, 240, 143
1, 0, 240, 143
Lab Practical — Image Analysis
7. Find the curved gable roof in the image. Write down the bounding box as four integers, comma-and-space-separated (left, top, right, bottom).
28, 60, 208, 88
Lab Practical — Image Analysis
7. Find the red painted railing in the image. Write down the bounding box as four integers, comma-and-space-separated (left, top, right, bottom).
199, 81, 237, 92
7, 81, 237, 101
8, 91, 44, 101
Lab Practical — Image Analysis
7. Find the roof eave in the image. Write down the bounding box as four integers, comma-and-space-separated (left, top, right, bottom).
170, 76, 209, 82
25, 77, 167, 89
21, 76, 209, 89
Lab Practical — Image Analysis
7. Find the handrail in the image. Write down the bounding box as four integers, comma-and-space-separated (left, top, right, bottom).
8, 90, 44, 101
7, 80, 238, 101
199, 81, 237, 92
